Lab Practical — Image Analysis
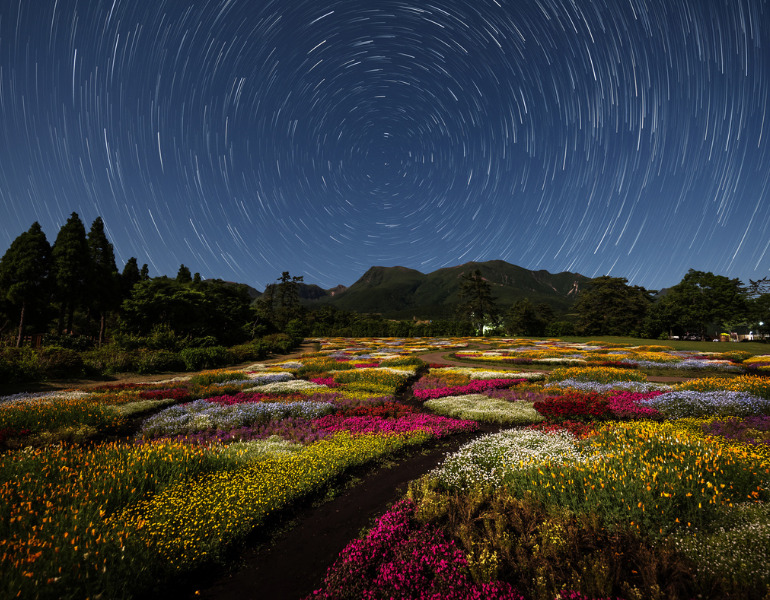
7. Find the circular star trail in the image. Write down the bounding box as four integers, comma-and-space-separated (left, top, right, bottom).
1, 0, 768, 290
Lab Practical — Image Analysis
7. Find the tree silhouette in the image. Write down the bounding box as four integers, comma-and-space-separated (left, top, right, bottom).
0, 222, 51, 346
51, 212, 90, 334
457, 269, 497, 335
87, 217, 119, 345
176, 264, 192, 283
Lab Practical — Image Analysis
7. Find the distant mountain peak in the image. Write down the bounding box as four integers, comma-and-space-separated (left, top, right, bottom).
298, 259, 589, 319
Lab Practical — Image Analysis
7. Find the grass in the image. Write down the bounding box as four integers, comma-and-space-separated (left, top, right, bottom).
554, 335, 769, 355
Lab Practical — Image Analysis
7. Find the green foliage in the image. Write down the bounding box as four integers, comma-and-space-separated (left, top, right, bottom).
227, 340, 270, 362
42, 333, 94, 351
0, 347, 44, 383
0, 222, 51, 345
176, 264, 192, 283
574, 276, 653, 336
120, 257, 141, 298
87, 218, 119, 323
120, 277, 252, 345
504, 298, 547, 336
458, 269, 498, 335
37, 346, 85, 379
654, 269, 749, 339
545, 320, 576, 336
135, 350, 185, 374
179, 346, 230, 371
51, 212, 90, 334
82, 346, 139, 375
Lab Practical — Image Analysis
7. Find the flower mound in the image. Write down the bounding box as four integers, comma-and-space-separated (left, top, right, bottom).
312, 414, 477, 438
413, 378, 526, 401
308, 499, 523, 600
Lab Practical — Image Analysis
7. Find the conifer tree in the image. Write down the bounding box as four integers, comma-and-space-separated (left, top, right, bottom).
121, 257, 141, 298
51, 212, 90, 334
87, 217, 119, 345
457, 269, 497, 335
0, 222, 51, 346
176, 264, 192, 283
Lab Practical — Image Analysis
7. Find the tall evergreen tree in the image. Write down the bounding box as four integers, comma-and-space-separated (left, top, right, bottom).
120, 257, 141, 298
139, 263, 150, 280
51, 212, 90, 334
275, 271, 304, 327
0, 222, 51, 346
87, 217, 119, 345
176, 264, 192, 283
457, 269, 497, 335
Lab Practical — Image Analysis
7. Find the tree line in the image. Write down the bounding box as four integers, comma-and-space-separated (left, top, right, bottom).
2, 215, 768, 351
0, 213, 270, 349
474, 271, 769, 341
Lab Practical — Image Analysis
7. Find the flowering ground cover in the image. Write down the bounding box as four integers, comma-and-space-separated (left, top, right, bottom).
310, 338, 770, 600
3, 335, 770, 599
452, 338, 756, 375
0, 340, 479, 598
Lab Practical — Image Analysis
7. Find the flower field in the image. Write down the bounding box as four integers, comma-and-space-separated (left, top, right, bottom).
1, 336, 769, 599
0, 338, 476, 598
308, 338, 770, 600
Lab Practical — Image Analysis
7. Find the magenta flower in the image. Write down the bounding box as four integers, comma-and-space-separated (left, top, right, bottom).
307, 499, 524, 600
413, 379, 526, 401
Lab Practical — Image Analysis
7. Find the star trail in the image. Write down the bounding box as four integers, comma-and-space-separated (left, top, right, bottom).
1, 0, 768, 291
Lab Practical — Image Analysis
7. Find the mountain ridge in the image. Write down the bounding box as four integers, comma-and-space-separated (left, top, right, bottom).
295, 260, 589, 319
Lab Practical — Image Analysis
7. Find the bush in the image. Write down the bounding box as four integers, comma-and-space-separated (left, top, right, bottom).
136, 350, 185, 374
82, 346, 139, 375
186, 335, 218, 349
228, 341, 270, 363
179, 346, 230, 371
261, 333, 296, 354
0, 347, 43, 383
38, 346, 85, 379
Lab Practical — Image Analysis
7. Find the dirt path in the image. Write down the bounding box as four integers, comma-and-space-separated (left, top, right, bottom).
177, 425, 498, 600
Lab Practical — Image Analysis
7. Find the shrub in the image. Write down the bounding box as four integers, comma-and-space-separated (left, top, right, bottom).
227, 341, 270, 362
0, 347, 43, 383
261, 333, 296, 354
179, 346, 230, 371
136, 350, 185, 374
82, 346, 138, 375
38, 346, 85, 379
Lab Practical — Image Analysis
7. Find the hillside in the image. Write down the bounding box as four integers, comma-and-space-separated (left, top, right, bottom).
301, 260, 588, 318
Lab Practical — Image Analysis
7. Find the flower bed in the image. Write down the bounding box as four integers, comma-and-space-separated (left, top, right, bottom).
424, 395, 544, 425
413, 378, 526, 401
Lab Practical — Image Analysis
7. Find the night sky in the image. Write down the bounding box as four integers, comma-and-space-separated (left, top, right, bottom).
1, 0, 769, 292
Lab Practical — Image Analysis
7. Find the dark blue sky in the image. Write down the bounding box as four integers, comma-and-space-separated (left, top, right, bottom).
1, 0, 768, 291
